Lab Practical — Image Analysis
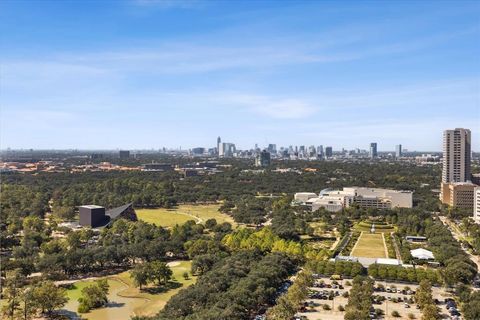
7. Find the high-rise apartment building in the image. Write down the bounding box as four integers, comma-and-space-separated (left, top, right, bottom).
442, 128, 471, 183
395, 144, 402, 158
267, 144, 277, 154
325, 146, 333, 158
369, 143, 378, 159
217, 136, 221, 155
220, 142, 236, 157
255, 150, 271, 167
317, 145, 324, 158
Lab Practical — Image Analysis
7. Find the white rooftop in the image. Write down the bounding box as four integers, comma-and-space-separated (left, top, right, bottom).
80, 205, 104, 209
376, 258, 401, 266
410, 248, 434, 260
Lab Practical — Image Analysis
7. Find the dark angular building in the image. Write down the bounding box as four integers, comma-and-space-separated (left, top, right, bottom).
79, 203, 137, 228
79, 205, 108, 228
106, 203, 137, 224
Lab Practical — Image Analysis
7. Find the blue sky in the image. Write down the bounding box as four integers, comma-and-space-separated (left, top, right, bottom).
1, 0, 479, 151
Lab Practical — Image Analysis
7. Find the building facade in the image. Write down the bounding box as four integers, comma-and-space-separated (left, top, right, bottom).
79, 205, 107, 227
295, 187, 413, 212
119, 150, 130, 159
255, 150, 271, 167
441, 182, 476, 210
442, 128, 471, 183
370, 143, 378, 159
474, 187, 480, 223
325, 146, 333, 158
395, 144, 402, 158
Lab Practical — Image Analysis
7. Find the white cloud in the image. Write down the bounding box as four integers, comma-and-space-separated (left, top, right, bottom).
213, 93, 316, 119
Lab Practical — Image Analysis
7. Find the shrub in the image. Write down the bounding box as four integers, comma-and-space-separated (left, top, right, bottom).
338, 305, 345, 311
408, 313, 416, 319
77, 303, 90, 313
375, 308, 384, 316
391, 310, 401, 317
322, 304, 331, 310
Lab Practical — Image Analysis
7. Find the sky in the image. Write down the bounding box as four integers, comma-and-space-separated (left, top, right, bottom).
1, 0, 479, 151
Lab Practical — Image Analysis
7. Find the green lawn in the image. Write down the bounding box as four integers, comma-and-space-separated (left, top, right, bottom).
136, 204, 236, 228
351, 232, 387, 258
112, 260, 196, 316
64, 261, 196, 319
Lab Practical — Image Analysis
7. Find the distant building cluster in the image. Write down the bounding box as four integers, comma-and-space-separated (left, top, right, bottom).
294, 187, 413, 212
181, 136, 420, 163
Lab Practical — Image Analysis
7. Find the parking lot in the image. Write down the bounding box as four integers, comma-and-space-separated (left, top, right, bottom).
295, 276, 458, 320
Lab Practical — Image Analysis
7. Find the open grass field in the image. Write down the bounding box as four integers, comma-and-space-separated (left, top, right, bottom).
136, 204, 236, 228
350, 232, 387, 258
64, 261, 196, 319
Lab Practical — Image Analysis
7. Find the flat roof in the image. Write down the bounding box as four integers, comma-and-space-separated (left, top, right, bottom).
376, 258, 401, 265
80, 205, 104, 209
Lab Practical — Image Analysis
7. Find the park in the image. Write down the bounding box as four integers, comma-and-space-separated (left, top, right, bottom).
136, 204, 236, 228
61, 261, 195, 320
350, 232, 388, 258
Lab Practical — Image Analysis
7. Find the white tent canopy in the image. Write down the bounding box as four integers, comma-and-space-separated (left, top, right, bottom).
410, 248, 434, 260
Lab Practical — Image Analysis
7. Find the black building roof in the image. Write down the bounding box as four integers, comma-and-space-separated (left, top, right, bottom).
106, 203, 133, 220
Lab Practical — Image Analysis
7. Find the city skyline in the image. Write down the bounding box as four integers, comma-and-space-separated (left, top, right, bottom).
1, 1, 479, 150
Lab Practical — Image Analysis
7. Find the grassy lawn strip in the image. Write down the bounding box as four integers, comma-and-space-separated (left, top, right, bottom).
351, 232, 387, 258
136, 204, 236, 228
384, 233, 397, 259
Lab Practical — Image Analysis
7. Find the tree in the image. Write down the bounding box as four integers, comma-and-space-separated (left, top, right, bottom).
31, 281, 68, 315
415, 280, 433, 310
131, 264, 150, 290
205, 218, 217, 229
19, 287, 36, 320
455, 283, 472, 303
1, 269, 25, 319
267, 295, 296, 320
344, 276, 373, 320
421, 304, 439, 320
149, 261, 173, 286
462, 291, 480, 320
77, 279, 110, 313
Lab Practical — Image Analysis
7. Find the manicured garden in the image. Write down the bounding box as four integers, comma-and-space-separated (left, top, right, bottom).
350, 232, 387, 258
